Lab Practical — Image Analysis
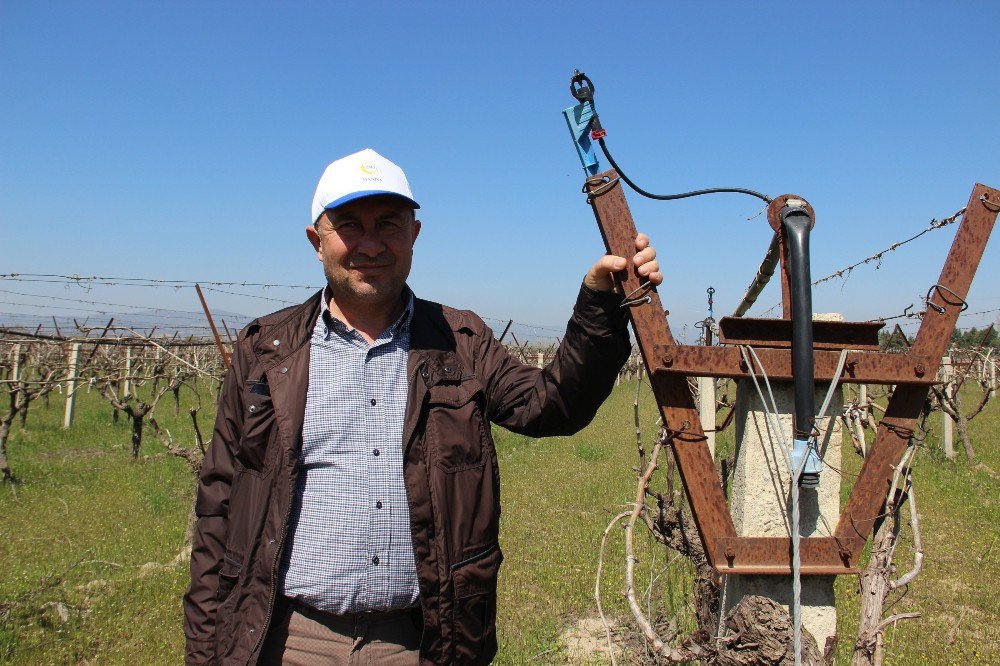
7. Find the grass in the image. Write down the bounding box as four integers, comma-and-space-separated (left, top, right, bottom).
0, 380, 997, 664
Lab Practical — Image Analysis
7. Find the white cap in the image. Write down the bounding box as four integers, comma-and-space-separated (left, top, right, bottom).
311, 148, 420, 222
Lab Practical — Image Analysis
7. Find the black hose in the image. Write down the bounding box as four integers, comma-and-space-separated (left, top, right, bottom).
597, 137, 772, 204
781, 206, 815, 443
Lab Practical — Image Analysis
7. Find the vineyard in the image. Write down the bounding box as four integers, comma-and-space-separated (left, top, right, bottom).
1, 157, 999, 666
0, 308, 997, 663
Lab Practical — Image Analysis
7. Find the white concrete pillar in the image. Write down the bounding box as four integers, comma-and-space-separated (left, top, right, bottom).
63, 342, 81, 429
698, 376, 717, 459
123, 346, 132, 398
12, 343, 21, 385
723, 380, 843, 647
989, 357, 996, 399
940, 356, 955, 459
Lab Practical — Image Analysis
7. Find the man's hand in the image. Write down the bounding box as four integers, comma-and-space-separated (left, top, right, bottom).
584, 233, 662, 293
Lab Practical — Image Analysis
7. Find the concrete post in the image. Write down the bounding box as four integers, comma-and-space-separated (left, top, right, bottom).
12, 343, 21, 385
123, 346, 132, 398
723, 380, 843, 648
536, 351, 544, 369
698, 376, 717, 459
940, 356, 955, 459
989, 357, 996, 400
63, 342, 81, 429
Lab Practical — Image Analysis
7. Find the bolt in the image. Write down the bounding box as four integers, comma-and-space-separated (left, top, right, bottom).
662, 354, 673, 367
725, 546, 736, 560
914, 364, 926, 377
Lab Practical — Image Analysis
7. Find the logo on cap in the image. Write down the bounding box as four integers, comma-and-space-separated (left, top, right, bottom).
360, 163, 379, 175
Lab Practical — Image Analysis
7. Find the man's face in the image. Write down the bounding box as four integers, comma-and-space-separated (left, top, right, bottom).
306, 195, 421, 310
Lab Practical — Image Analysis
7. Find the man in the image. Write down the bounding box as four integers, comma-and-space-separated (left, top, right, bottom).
184, 148, 662, 665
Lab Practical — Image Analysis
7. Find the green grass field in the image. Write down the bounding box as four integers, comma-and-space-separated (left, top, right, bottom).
0, 380, 996, 664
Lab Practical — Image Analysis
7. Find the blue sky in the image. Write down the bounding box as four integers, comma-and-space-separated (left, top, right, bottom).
2, 2, 998, 340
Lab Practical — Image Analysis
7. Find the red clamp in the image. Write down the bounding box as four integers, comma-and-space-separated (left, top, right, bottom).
590, 128, 607, 140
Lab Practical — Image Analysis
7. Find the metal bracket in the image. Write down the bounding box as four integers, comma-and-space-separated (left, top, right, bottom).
584, 174, 999, 575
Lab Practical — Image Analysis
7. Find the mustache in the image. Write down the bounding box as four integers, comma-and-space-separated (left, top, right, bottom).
349, 259, 394, 268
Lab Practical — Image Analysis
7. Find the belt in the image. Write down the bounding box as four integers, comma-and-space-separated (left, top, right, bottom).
281, 596, 421, 628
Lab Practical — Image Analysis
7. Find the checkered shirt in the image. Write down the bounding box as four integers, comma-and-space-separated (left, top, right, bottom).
278, 289, 420, 613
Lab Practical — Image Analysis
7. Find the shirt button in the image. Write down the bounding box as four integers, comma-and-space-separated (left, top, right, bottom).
280, 367, 288, 374
272, 339, 280, 347
372, 555, 380, 565
370, 398, 377, 406
373, 449, 380, 457
376, 501, 383, 509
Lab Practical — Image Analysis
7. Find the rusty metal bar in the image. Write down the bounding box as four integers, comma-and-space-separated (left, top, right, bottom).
195, 283, 232, 367
586, 171, 737, 570
81, 317, 115, 368
497, 319, 513, 344
221, 318, 237, 348
715, 536, 864, 575
586, 171, 999, 575
718, 317, 883, 351
835, 184, 999, 554
652, 344, 940, 385
732, 233, 780, 317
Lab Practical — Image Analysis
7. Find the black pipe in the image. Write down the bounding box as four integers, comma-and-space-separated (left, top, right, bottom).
781, 204, 819, 487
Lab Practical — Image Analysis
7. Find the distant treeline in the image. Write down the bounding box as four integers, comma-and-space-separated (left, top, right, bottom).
879, 325, 999, 352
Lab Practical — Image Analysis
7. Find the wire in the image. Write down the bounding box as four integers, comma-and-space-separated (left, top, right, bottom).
758, 206, 968, 317
0, 273, 316, 290
0, 299, 254, 324
0, 288, 242, 320
596, 137, 772, 204
811, 208, 965, 289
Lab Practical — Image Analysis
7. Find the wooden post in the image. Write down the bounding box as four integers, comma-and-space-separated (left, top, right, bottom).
63, 342, 81, 429
940, 356, 955, 459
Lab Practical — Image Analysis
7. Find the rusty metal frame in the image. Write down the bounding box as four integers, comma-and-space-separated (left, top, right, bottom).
585, 171, 999, 574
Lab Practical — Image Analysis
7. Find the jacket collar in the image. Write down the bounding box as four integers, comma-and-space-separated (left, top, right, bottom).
251, 288, 464, 379
251, 290, 324, 369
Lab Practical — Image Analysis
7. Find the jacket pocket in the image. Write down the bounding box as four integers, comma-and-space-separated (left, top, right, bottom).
236, 391, 276, 475
428, 379, 487, 471
215, 552, 243, 659
451, 543, 502, 664
217, 552, 242, 602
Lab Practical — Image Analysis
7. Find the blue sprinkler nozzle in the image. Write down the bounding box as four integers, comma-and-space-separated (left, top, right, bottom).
562, 69, 601, 176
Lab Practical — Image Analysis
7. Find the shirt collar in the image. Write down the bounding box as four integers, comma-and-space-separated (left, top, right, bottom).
319, 286, 415, 339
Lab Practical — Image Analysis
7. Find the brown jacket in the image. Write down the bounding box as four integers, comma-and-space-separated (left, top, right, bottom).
184, 285, 630, 665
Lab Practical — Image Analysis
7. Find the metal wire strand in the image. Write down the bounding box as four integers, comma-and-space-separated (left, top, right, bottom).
619, 281, 654, 309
